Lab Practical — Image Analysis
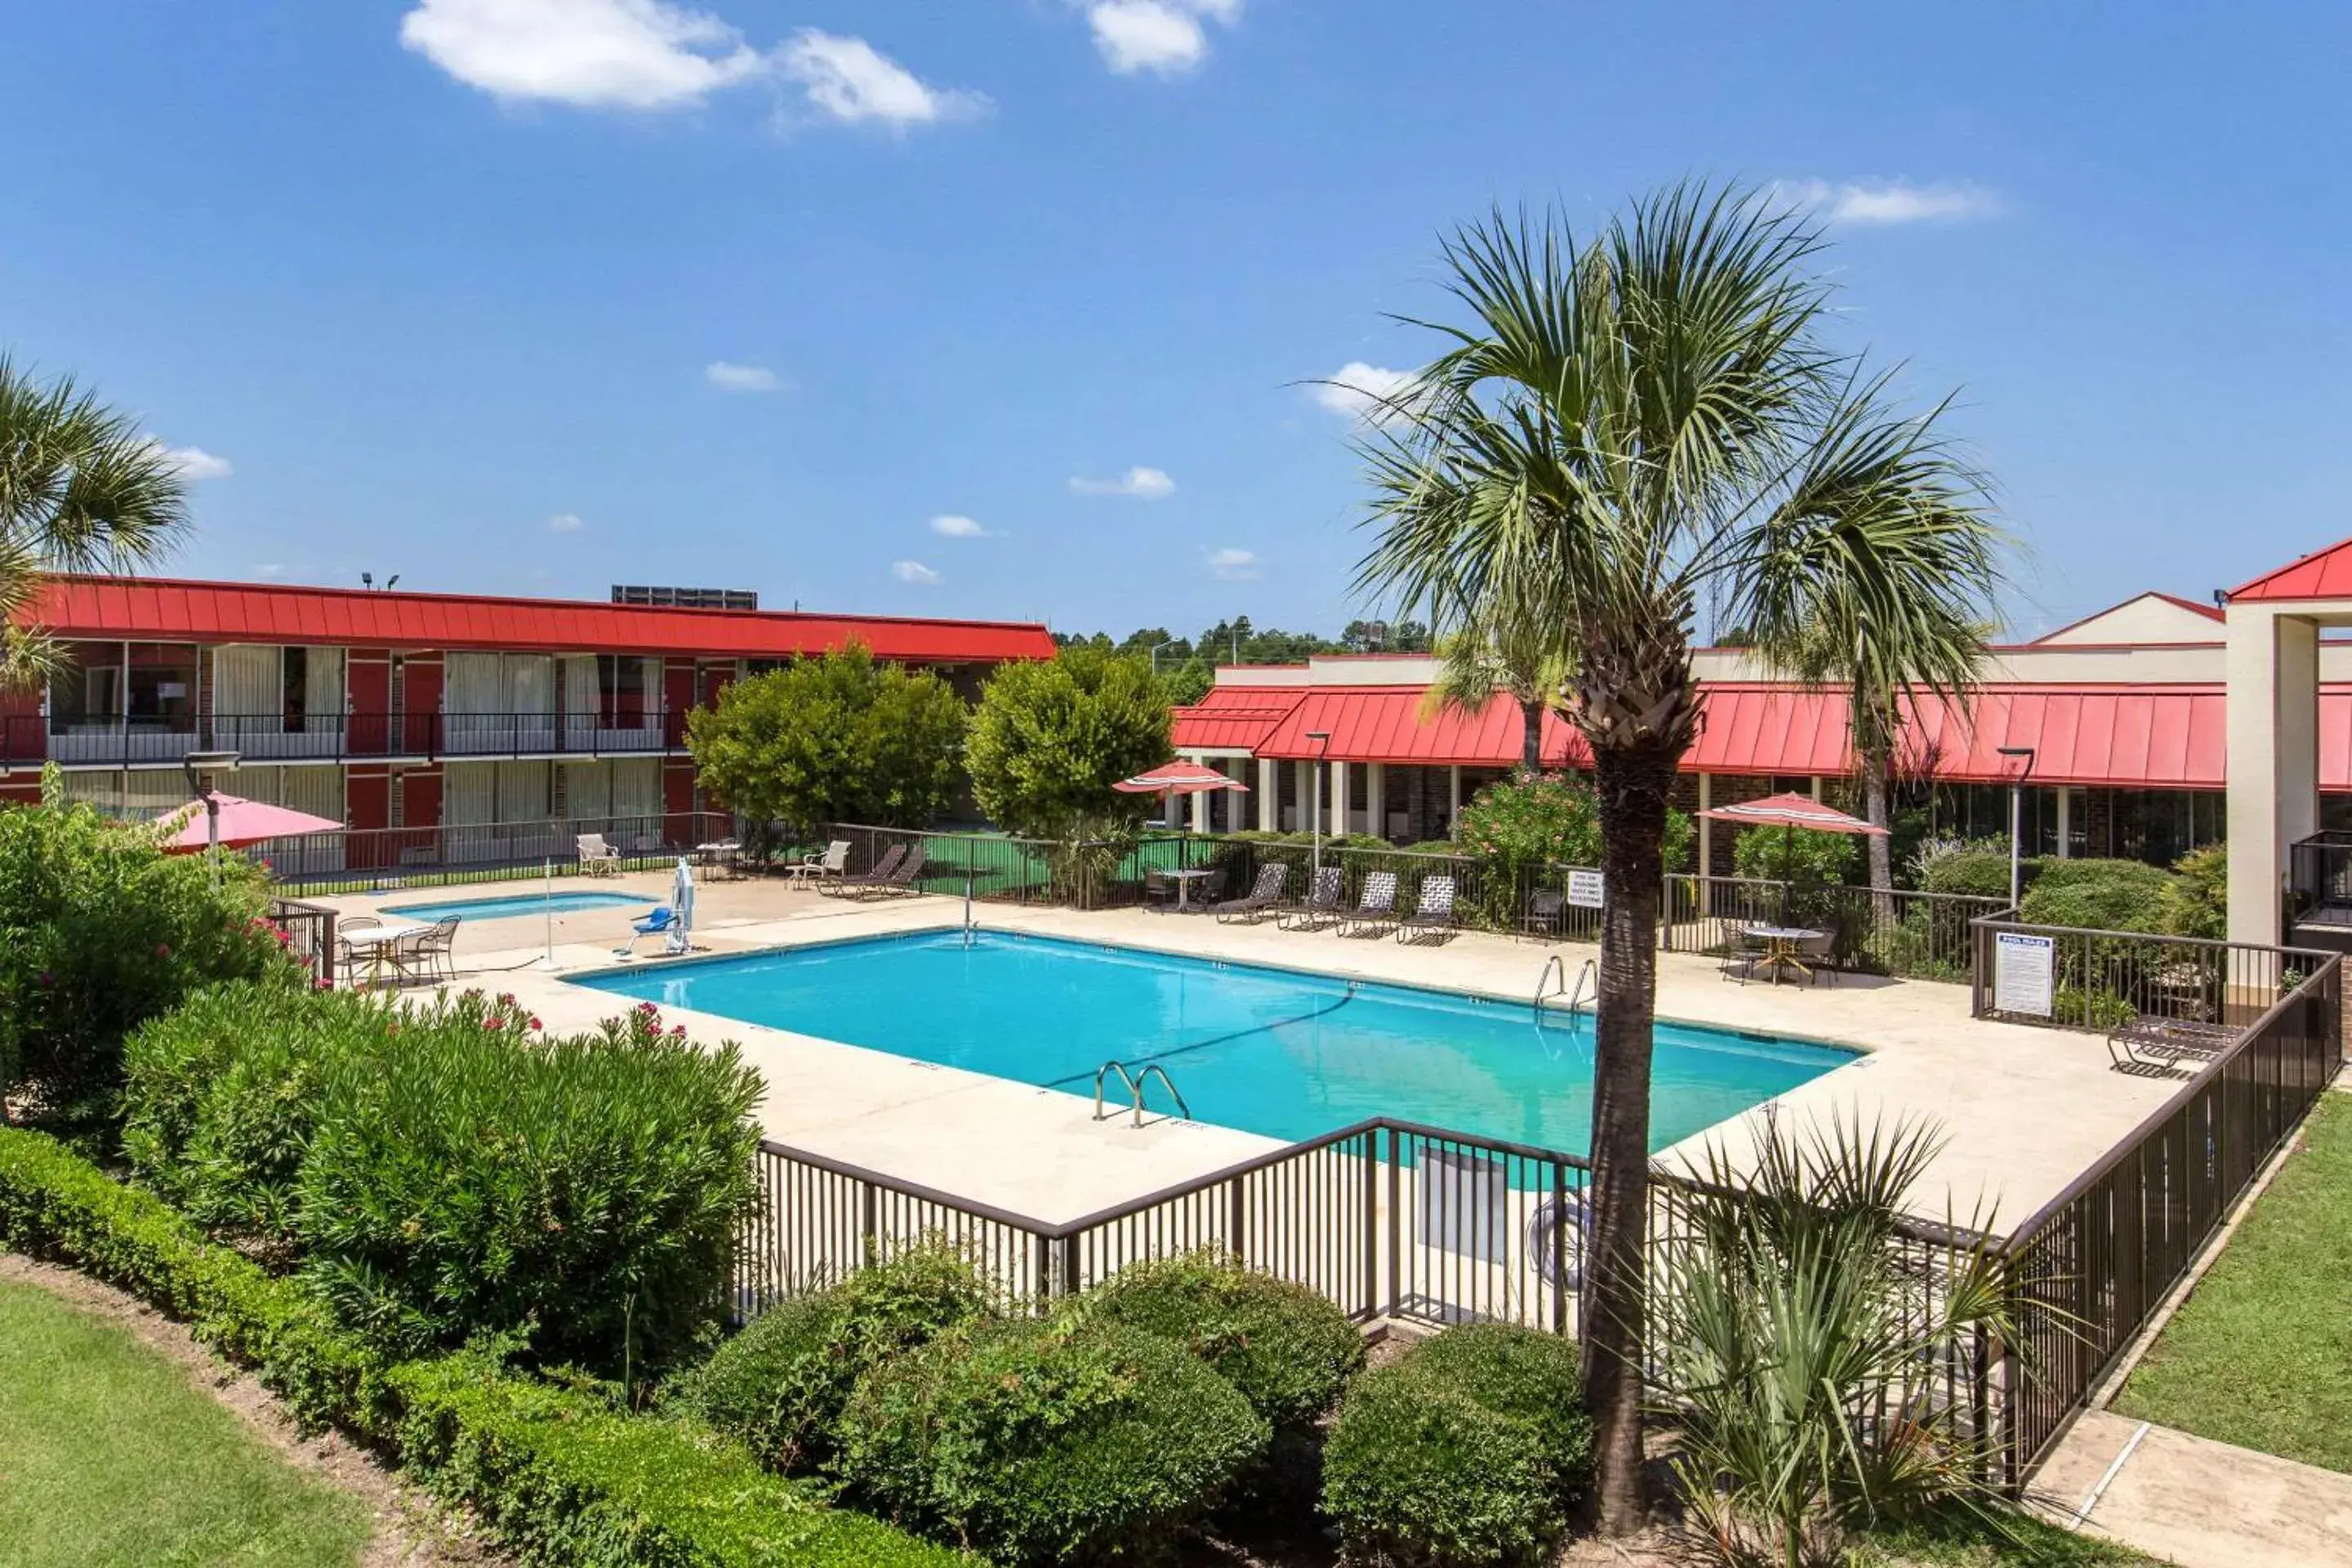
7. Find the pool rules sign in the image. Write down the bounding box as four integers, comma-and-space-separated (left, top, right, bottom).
1993, 931, 2056, 1017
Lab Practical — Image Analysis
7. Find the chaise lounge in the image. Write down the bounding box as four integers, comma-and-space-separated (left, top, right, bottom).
1279, 866, 1344, 932
1339, 871, 1400, 938
1214, 862, 1290, 924
822, 842, 906, 898
1396, 874, 1459, 944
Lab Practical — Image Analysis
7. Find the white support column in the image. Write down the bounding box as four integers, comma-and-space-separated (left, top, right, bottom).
1188, 777, 1209, 833
1696, 772, 1713, 915
2227, 604, 2322, 949
1366, 763, 1388, 843
1448, 765, 1463, 828
1809, 775, 1824, 802
1256, 756, 1278, 831
1294, 760, 1312, 834
2054, 787, 2072, 859
1333, 758, 1353, 839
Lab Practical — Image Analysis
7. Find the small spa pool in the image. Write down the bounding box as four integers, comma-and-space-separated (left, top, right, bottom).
383, 889, 655, 923
572, 931, 1855, 1154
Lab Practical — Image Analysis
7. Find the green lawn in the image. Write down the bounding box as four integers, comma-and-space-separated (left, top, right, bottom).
1859, 1510, 2157, 1566
0, 1278, 369, 1568
2114, 1088, 2352, 1472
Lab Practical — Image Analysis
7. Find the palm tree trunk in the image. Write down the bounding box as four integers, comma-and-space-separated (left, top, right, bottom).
1863, 744, 1893, 893
1521, 695, 1545, 772
1581, 736, 1678, 1535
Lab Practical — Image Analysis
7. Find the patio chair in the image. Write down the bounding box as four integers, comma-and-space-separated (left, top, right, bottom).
576, 833, 623, 876
1143, 866, 1179, 914
821, 842, 906, 898
1214, 862, 1290, 924
851, 844, 930, 901
2108, 1016, 2238, 1074
1339, 871, 1400, 938
615, 905, 676, 957
788, 840, 852, 884
1279, 865, 1345, 931
1521, 886, 1566, 942
334, 915, 382, 978
1795, 925, 1838, 987
414, 915, 462, 984
1722, 926, 1770, 986
1396, 875, 1459, 945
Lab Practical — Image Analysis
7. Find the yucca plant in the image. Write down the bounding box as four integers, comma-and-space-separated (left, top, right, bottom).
1651, 1113, 2015, 1568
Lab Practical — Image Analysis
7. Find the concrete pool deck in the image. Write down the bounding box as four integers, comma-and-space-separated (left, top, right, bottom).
314, 871, 2179, 1232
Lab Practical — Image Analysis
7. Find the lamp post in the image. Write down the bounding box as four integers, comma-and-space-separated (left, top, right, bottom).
181, 749, 241, 881
1149, 639, 1177, 676
1307, 730, 1330, 882
1997, 745, 2037, 909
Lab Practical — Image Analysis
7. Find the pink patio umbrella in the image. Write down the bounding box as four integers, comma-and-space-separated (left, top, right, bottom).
1695, 790, 1886, 886
1111, 760, 1252, 795
158, 792, 344, 853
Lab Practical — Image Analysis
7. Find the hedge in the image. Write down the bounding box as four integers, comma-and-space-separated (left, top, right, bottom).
0, 1126, 967, 1568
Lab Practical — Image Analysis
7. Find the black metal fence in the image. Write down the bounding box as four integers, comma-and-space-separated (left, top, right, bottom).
1998, 955, 2342, 1475
265, 896, 338, 987
812, 823, 1209, 911
259, 811, 737, 895
2287, 828, 2352, 926
1968, 913, 2323, 1031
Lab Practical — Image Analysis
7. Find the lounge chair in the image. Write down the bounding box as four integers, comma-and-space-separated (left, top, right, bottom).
822, 842, 906, 898
2108, 1016, 2238, 1074
1214, 863, 1290, 924
789, 840, 851, 884
577, 833, 623, 876
1280, 866, 1344, 931
1339, 871, 1400, 938
616, 905, 676, 956
850, 844, 929, 901
1396, 875, 1459, 944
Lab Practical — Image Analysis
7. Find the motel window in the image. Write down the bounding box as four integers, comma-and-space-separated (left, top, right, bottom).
127, 644, 197, 726
283, 647, 309, 731
597, 655, 649, 725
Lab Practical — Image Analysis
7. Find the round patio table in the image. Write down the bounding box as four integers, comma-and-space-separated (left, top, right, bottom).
1741, 924, 1829, 986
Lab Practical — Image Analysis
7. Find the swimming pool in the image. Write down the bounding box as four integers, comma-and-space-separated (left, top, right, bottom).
572, 932, 1854, 1154
384, 890, 656, 922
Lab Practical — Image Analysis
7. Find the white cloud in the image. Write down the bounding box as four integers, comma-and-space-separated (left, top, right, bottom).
1205, 546, 1258, 581
154, 443, 232, 481
892, 559, 942, 585
399, 0, 768, 109
547, 513, 585, 532
252, 563, 287, 577
704, 360, 782, 393
781, 29, 986, 127
1312, 362, 1416, 424
1085, 0, 1239, 77
1068, 466, 1176, 500
1772, 179, 2004, 226
929, 514, 987, 538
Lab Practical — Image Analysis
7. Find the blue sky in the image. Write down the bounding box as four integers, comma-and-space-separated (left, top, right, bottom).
4, 2, 2347, 640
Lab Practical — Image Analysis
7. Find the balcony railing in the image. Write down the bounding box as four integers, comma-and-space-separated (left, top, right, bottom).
2, 710, 684, 768
2288, 828, 2352, 929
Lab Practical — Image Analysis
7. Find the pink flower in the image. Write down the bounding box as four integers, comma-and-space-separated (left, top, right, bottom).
528, 1016, 542, 1031
670, 1024, 686, 1037
154, 943, 172, 959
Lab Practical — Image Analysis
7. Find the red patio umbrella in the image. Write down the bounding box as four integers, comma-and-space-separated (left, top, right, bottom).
158, 793, 344, 853
1111, 761, 1251, 795
1695, 791, 1885, 888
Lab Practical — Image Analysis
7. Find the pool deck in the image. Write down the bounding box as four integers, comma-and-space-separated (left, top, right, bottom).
315, 871, 2179, 1232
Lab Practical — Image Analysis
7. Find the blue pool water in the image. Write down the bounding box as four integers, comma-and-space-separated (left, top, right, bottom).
571, 933, 1853, 1154
385, 890, 656, 922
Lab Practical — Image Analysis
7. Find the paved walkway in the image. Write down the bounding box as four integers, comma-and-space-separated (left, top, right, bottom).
317, 873, 2179, 1227
2033, 1410, 2352, 1566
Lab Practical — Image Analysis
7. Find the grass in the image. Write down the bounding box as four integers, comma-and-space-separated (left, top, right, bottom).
1857, 1508, 2158, 1566
2114, 1089, 2352, 1472
0, 1278, 369, 1568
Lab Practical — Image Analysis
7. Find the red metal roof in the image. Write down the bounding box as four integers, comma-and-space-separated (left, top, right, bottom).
25, 576, 1059, 664
2224, 535, 2352, 603
1170, 684, 1308, 751
1253, 687, 1584, 767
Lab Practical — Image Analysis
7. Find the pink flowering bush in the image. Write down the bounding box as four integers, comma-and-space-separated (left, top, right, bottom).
0, 790, 292, 1124
120, 982, 763, 1376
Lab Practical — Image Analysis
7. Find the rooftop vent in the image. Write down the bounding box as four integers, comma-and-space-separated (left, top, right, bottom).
611, 585, 759, 612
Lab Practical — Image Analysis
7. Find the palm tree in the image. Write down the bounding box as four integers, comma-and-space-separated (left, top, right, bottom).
0, 358, 189, 687
1356, 185, 2002, 1535
1421, 599, 1569, 771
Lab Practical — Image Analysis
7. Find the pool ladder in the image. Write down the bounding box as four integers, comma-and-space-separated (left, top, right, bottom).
1094, 1059, 1192, 1128
1535, 956, 1596, 1022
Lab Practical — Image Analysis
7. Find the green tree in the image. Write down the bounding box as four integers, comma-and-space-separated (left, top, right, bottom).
967, 644, 1171, 842
1425, 610, 1570, 772
1355, 186, 2004, 1530
1, 359, 189, 687
683, 645, 964, 851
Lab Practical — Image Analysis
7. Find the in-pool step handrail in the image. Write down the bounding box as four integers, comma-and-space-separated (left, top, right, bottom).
1565, 959, 1596, 1023
1534, 954, 1566, 1010
1092, 1058, 1192, 1128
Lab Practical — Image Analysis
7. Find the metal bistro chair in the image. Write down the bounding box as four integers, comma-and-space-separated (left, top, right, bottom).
1143, 866, 1179, 914
1521, 886, 1566, 942
334, 915, 382, 979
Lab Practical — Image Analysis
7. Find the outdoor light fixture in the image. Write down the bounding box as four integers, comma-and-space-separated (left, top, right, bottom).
1997, 745, 2038, 908
181, 749, 242, 866
1307, 730, 1331, 881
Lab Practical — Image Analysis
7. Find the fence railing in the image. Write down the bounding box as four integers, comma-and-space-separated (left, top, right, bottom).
1968, 913, 2323, 1031
7, 710, 683, 768
1997, 954, 2343, 1476
2287, 828, 2352, 926
812, 823, 1211, 911
256, 811, 737, 893
734, 1116, 1997, 1461
265, 896, 338, 987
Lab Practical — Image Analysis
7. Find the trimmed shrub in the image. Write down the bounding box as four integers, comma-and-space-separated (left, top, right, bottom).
2020, 858, 2173, 934
1918, 846, 2014, 901
1730, 822, 1858, 889
1081, 1253, 1364, 1435
2160, 842, 2227, 940
677, 1243, 996, 1473
122, 984, 764, 1375
0, 1125, 967, 1568
838, 1315, 1270, 1565
0, 789, 292, 1121
1321, 1325, 1590, 1568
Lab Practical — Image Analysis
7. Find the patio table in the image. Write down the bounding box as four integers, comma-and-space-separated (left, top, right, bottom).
1164, 866, 1216, 911
1740, 924, 1829, 986
340, 921, 430, 987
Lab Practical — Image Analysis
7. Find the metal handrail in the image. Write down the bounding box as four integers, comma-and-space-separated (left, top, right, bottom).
1566, 958, 1596, 1020
1534, 954, 1566, 1009
1091, 1058, 1191, 1127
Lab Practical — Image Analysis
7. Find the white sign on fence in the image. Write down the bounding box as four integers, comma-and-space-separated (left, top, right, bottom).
1566, 869, 1605, 910
1993, 931, 2056, 1017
